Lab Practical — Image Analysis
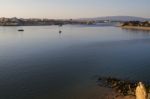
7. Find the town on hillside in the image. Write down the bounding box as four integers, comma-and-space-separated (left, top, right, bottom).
0, 17, 150, 27
0, 17, 89, 26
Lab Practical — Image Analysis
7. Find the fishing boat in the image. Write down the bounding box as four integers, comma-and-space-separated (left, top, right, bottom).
18, 29, 24, 31
59, 30, 62, 33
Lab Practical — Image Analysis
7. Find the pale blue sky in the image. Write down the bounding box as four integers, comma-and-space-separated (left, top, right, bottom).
0, 0, 150, 19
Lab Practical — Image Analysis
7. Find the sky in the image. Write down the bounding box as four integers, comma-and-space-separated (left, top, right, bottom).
0, 0, 150, 19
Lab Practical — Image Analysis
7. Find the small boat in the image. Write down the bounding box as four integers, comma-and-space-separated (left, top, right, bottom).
59, 30, 62, 33
18, 29, 24, 32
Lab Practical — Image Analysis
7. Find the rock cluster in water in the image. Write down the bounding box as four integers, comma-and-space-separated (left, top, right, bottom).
97, 77, 150, 96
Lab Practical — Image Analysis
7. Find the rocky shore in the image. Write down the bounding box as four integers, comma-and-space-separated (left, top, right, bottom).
121, 21, 150, 31
97, 77, 150, 99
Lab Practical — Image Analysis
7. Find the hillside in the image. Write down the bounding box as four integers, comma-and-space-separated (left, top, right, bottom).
79, 16, 150, 22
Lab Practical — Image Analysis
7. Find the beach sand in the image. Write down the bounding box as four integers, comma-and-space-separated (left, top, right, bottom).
115, 95, 135, 99
121, 26, 150, 31
65, 84, 136, 99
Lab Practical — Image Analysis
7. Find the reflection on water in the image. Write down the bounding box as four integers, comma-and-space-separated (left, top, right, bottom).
122, 28, 150, 35
0, 25, 150, 99
58, 32, 63, 40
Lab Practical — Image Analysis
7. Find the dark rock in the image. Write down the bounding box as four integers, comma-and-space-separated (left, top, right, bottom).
97, 76, 150, 96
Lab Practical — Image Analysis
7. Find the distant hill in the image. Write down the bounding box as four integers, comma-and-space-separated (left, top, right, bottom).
78, 16, 150, 22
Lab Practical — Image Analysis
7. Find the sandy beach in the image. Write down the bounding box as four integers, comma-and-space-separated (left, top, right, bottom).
65, 84, 136, 99
121, 26, 150, 31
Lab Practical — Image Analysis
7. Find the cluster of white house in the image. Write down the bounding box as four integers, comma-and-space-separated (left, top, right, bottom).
0, 17, 20, 26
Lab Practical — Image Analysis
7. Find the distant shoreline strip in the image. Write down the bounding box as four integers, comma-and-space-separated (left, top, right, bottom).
121, 26, 150, 31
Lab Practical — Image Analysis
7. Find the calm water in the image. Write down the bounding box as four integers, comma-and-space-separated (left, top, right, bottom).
0, 25, 150, 99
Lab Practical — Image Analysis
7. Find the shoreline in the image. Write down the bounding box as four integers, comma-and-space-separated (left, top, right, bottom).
97, 77, 150, 99
67, 85, 136, 99
121, 26, 150, 31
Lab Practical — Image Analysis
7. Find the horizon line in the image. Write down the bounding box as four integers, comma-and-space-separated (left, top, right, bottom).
0, 15, 150, 20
